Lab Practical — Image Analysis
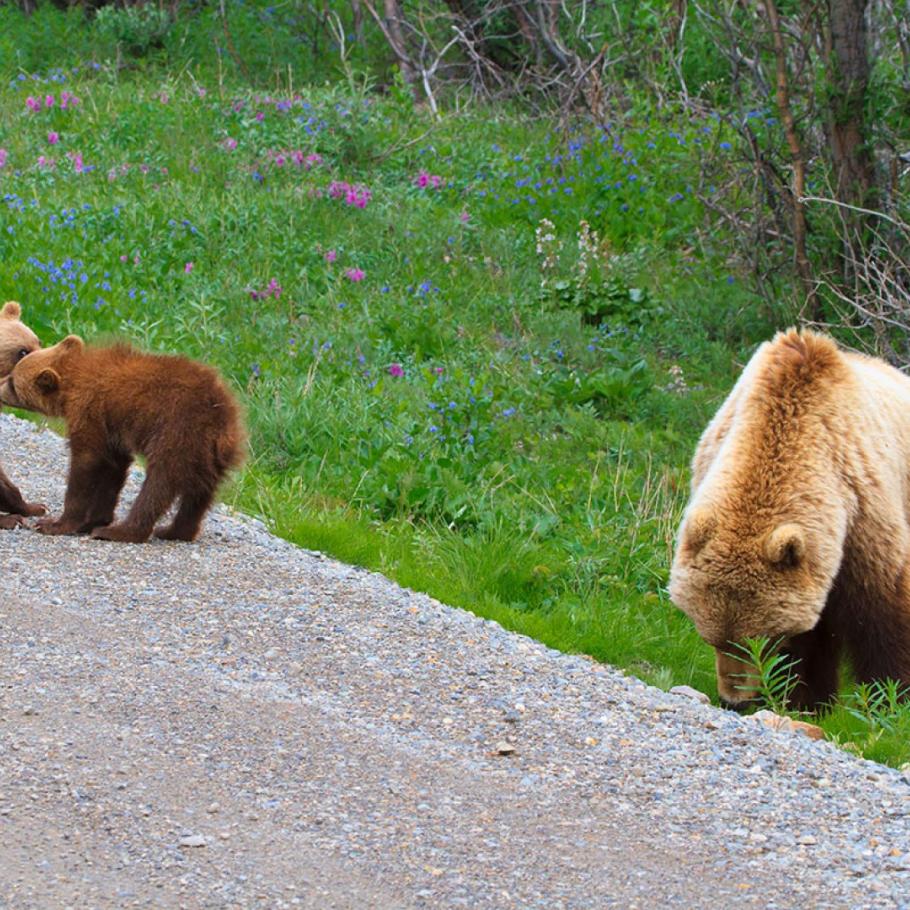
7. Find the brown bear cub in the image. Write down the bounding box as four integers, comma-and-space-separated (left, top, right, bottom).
0, 301, 45, 529
0, 336, 245, 543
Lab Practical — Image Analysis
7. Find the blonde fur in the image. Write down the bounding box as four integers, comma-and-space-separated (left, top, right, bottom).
670, 329, 910, 709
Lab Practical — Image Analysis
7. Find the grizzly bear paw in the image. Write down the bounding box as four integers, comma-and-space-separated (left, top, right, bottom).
20, 501, 47, 517
0, 514, 26, 530
91, 524, 151, 544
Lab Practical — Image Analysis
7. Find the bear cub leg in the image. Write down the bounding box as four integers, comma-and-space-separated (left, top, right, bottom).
154, 486, 216, 542
37, 451, 130, 535
91, 464, 177, 543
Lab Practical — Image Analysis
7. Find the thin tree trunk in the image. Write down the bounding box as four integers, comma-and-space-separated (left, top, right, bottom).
826, 0, 876, 208
382, 0, 419, 86
362, 0, 420, 92
761, 0, 816, 313
351, 0, 364, 44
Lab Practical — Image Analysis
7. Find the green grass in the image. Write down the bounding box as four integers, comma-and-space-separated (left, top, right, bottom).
1, 4, 907, 769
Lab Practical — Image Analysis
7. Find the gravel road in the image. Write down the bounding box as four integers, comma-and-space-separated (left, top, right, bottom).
1, 412, 909, 909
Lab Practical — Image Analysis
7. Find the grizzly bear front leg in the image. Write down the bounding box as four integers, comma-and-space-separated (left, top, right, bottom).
0, 462, 46, 528
779, 615, 842, 713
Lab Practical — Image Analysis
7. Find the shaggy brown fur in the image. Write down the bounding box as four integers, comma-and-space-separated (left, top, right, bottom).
0, 336, 245, 543
0, 301, 45, 529
670, 328, 910, 711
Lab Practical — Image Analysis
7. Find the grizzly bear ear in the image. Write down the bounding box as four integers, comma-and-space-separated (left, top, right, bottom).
682, 508, 716, 556
0, 301, 21, 320
59, 335, 85, 353
764, 523, 805, 568
35, 369, 60, 395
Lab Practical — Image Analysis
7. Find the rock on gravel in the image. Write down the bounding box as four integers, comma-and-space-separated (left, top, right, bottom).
1, 412, 910, 910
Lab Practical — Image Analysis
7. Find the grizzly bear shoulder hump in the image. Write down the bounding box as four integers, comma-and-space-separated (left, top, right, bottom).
762, 328, 848, 392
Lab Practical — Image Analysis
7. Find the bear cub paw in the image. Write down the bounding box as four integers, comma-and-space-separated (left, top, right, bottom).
91, 524, 151, 544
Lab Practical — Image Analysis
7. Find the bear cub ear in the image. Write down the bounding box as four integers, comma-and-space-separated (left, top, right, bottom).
36, 368, 61, 395
59, 335, 85, 353
0, 301, 22, 320
764, 523, 806, 568
682, 508, 716, 556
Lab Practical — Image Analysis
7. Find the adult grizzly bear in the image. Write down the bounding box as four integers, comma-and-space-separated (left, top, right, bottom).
0, 336, 244, 543
670, 329, 910, 711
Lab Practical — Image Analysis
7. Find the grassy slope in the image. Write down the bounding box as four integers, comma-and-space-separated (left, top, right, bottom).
1, 6, 907, 767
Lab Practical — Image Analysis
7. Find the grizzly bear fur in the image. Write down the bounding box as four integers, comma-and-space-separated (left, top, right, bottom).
0, 301, 45, 529
0, 336, 245, 543
670, 329, 910, 711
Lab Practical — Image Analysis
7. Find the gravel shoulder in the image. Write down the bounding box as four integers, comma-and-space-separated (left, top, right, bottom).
1, 413, 909, 910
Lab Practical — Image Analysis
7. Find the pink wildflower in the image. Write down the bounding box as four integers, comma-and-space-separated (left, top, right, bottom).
0, 149, 7, 169
184, 262, 194, 274
415, 171, 444, 190
460, 210, 470, 223
120, 254, 128, 263
255, 111, 265, 122
45, 94, 55, 108
325, 249, 338, 264
224, 138, 238, 151
25, 96, 40, 112
274, 154, 286, 167
388, 363, 404, 378
266, 278, 282, 298
328, 180, 371, 208
345, 268, 365, 283
36, 156, 55, 169
47, 131, 59, 145
67, 151, 84, 173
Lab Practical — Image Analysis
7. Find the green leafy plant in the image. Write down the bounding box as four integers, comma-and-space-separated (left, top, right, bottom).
727, 637, 801, 714
844, 679, 910, 734
95, 6, 171, 57
546, 277, 652, 327
542, 348, 651, 417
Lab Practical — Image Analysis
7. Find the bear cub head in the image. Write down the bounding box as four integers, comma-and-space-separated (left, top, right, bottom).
0, 334, 83, 417
0, 302, 40, 376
